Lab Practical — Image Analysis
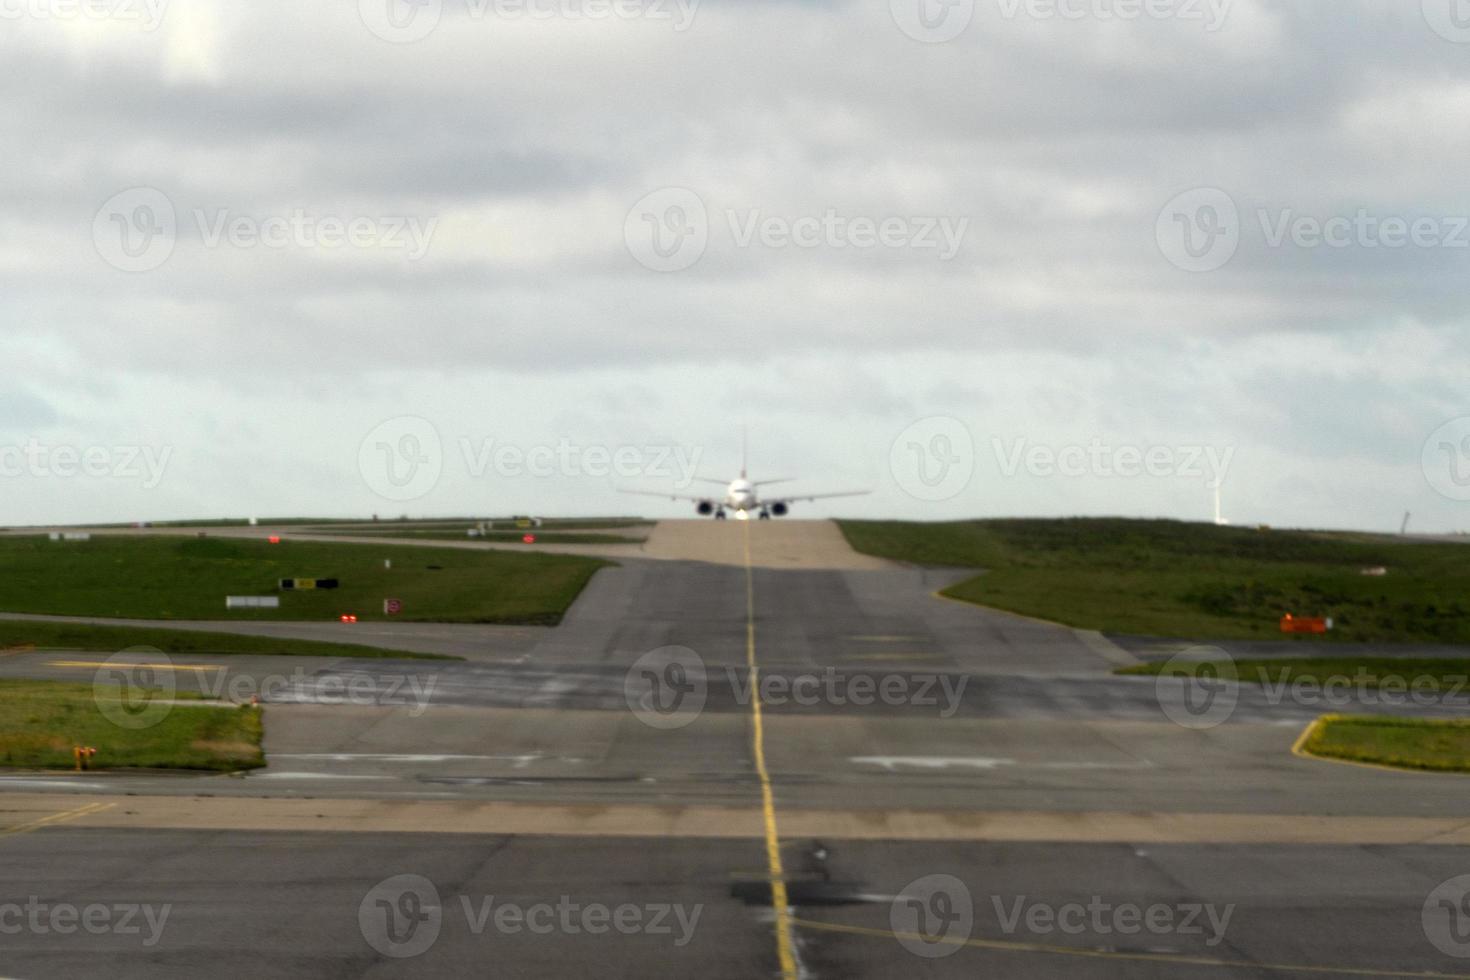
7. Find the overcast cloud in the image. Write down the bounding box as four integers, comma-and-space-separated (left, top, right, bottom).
1, 0, 1467, 530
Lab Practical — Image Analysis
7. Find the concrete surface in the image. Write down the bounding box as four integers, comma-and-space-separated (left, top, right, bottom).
0, 520, 1467, 977
0, 829, 1462, 978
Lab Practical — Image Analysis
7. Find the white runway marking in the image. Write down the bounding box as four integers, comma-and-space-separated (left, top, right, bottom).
272, 754, 584, 768
277, 753, 501, 762
248, 772, 393, 780
851, 756, 1153, 772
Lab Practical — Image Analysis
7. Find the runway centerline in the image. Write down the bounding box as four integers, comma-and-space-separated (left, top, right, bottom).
744, 521, 800, 979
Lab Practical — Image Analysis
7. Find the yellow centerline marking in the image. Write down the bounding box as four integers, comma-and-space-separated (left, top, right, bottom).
789, 917, 1470, 978
744, 522, 799, 979
48, 660, 221, 672
0, 801, 115, 838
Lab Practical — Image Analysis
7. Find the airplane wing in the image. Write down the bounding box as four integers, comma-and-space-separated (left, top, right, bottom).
617, 487, 718, 504
762, 489, 870, 505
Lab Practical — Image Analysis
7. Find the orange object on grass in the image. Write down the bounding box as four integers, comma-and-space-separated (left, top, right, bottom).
1280, 614, 1330, 634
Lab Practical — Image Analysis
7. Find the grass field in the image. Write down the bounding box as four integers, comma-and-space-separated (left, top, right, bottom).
326, 517, 651, 529
1298, 715, 1470, 773
0, 536, 607, 625
74, 518, 367, 529
0, 621, 455, 659
57, 516, 650, 530
0, 679, 263, 772
309, 528, 643, 544
839, 518, 1470, 643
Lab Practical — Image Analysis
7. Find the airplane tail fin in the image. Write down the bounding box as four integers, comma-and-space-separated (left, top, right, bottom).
740, 425, 747, 479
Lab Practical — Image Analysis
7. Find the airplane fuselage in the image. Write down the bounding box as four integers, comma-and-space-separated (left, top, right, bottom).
725, 479, 758, 513
706, 478, 791, 519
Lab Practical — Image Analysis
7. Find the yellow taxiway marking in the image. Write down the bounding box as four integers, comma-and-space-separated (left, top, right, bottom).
48, 660, 222, 673
1291, 716, 1325, 759
789, 917, 1470, 978
0, 801, 114, 839
744, 523, 799, 979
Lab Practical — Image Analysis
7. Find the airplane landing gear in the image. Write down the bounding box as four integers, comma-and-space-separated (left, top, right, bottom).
758, 509, 771, 520
714, 509, 727, 520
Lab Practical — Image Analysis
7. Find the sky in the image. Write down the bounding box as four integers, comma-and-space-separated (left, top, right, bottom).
2, 0, 1468, 531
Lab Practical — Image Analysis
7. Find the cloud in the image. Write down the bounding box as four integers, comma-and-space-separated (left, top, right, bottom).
0, 0, 1465, 528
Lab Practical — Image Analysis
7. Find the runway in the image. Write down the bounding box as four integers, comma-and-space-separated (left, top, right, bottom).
0, 828, 1461, 978
0, 521, 1467, 977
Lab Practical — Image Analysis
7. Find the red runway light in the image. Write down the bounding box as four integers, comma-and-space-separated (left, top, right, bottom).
522, 534, 536, 544
340, 614, 358, 623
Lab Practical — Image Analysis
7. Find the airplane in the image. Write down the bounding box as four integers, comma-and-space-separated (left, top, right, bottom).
620, 433, 869, 520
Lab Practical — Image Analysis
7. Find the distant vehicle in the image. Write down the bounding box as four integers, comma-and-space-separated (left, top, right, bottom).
620, 433, 868, 520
